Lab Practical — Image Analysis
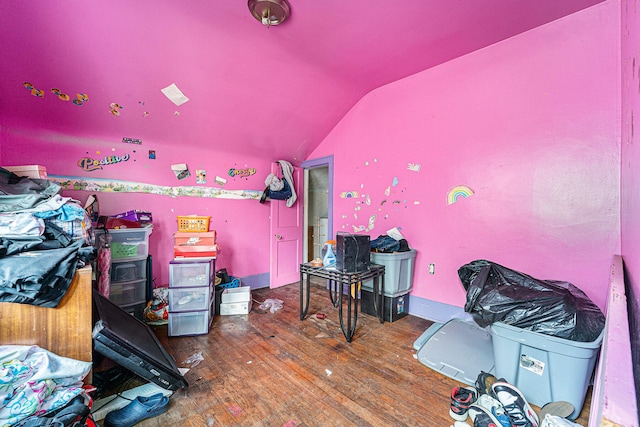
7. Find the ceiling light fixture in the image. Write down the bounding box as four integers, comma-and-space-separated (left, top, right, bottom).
248, 0, 291, 27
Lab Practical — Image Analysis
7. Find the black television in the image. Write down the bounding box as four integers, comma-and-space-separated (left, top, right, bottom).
92, 292, 188, 391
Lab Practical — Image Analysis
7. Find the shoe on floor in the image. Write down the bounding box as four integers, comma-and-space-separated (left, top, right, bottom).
450, 386, 478, 421
491, 381, 539, 427
538, 401, 574, 420
468, 403, 503, 427
540, 414, 583, 427
103, 393, 169, 427
475, 371, 498, 396
475, 394, 510, 427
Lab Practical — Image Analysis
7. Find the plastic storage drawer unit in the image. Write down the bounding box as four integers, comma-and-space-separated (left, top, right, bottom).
99, 227, 152, 260
168, 287, 213, 312
490, 322, 604, 419
169, 258, 214, 287
168, 310, 212, 336
363, 249, 417, 295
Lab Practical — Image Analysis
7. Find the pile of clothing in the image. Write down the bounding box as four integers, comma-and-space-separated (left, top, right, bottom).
0, 167, 94, 307
0, 345, 95, 427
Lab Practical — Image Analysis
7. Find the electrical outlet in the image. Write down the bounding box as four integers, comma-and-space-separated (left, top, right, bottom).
429, 263, 435, 274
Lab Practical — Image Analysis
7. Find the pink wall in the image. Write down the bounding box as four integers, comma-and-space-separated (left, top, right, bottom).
620, 0, 640, 407
0, 126, 274, 286
0, 2, 621, 311
310, 1, 620, 309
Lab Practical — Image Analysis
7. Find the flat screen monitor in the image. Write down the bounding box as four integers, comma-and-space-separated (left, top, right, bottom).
92, 292, 188, 391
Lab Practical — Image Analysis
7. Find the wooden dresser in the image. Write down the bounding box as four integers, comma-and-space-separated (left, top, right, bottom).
0, 266, 93, 365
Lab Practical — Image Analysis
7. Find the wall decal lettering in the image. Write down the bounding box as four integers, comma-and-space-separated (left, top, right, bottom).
228, 168, 256, 178
77, 154, 130, 171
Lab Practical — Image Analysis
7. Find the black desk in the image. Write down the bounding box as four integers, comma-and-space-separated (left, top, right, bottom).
299, 263, 385, 342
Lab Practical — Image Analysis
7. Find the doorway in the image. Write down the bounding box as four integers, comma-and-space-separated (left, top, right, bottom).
301, 156, 334, 263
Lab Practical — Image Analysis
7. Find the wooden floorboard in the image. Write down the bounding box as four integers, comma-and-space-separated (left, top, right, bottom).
101, 281, 592, 426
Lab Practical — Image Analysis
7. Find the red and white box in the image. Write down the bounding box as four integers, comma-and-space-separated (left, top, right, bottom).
174, 231, 216, 246
3, 165, 48, 179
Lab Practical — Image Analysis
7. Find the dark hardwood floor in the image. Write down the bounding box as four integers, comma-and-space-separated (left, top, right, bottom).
101, 281, 592, 426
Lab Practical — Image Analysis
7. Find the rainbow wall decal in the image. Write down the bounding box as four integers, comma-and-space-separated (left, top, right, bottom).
341, 191, 359, 198
447, 185, 474, 205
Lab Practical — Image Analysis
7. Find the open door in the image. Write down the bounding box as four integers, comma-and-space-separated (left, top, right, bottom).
269, 164, 303, 288
302, 156, 334, 264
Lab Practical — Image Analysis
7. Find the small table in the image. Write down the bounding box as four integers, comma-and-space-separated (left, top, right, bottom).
299, 263, 385, 342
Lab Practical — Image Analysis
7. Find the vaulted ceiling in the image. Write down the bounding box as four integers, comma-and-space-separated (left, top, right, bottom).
0, 0, 605, 160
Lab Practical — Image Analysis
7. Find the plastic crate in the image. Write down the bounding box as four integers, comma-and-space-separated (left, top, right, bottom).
490, 322, 604, 419
177, 216, 210, 232
363, 249, 417, 295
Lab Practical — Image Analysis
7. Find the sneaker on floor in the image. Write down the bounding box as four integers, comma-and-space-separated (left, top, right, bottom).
475, 371, 498, 396
450, 386, 478, 421
468, 404, 503, 427
538, 401, 574, 421
491, 381, 539, 427
540, 414, 583, 427
475, 394, 511, 427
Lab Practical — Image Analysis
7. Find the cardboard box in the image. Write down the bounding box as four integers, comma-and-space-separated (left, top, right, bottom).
221, 286, 251, 303
174, 231, 216, 246
219, 301, 251, 315
174, 245, 218, 258
3, 165, 47, 179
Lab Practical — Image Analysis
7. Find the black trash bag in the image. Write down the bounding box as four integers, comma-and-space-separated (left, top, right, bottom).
458, 260, 605, 342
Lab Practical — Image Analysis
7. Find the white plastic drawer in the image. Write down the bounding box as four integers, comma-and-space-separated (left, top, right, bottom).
170, 259, 213, 287
168, 310, 211, 336
168, 287, 212, 312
